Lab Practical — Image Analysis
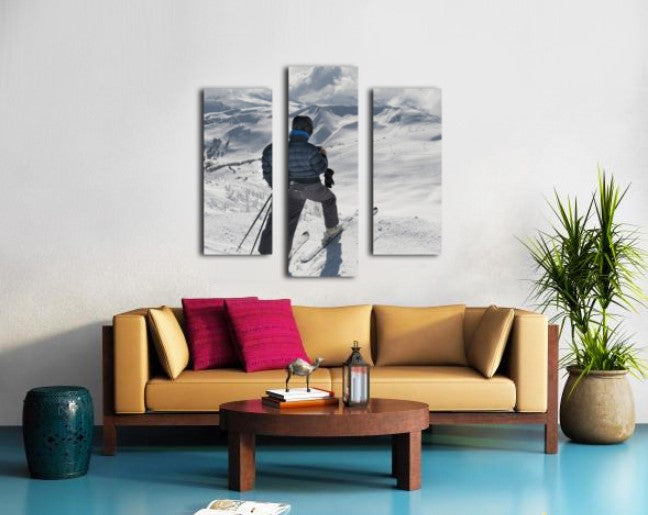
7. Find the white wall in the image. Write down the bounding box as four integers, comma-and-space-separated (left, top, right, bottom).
1, 0, 647, 425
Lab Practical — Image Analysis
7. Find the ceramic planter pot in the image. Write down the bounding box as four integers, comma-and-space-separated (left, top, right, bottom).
560, 366, 635, 444
23, 386, 94, 479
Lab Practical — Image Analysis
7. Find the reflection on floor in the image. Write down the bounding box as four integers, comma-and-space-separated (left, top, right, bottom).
1, 425, 647, 515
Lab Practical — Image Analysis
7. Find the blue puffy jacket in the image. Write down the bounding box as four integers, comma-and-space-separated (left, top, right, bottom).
287, 130, 328, 182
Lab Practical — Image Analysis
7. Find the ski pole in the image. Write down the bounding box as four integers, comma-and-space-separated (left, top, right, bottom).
237, 194, 272, 251
250, 199, 272, 255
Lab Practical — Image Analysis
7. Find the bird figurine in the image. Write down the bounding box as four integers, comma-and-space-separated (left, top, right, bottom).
285, 357, 324, 392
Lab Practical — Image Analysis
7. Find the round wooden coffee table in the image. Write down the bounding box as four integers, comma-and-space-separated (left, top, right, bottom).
219, 398, 429, 491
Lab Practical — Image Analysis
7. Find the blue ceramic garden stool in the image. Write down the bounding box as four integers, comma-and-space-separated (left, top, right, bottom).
22, 386, 94, 479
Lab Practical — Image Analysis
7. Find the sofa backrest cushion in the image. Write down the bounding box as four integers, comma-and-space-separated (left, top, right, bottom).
147, 306, 190, 379
463, 307, 487, 350
292, 305, 373, 366
374, 304, 467, 366
181, 297, 256, 370
466, 305, 515, 377
225, 298, 310, 372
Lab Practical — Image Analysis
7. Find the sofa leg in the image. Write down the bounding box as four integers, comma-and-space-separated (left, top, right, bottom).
544, 420, 558, 454
103, 417, 117, 456
544, 323, 559, 454
102, 326, 117, 456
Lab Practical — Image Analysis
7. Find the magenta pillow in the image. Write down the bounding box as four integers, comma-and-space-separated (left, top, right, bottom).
225, 298, 310, 372
182, 297, 256, 370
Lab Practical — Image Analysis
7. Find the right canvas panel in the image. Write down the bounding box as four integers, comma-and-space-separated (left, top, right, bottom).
372, 87, 442, 255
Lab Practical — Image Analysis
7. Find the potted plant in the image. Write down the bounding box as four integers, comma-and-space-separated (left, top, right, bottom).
525, 170, 647, 443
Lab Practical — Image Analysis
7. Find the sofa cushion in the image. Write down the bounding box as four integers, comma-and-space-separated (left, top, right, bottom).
225, 298, 310, 372
181, 297, 255, 370
374, 305, 467, 366
467, 305, 515, 378
146, 368, 332, 411
463, 306, 488, 354
113, 309, 150, 413
509, 309, 549, 412
147, 306, 190, 379
329, 366, 516, 411
292, 305, 373, 366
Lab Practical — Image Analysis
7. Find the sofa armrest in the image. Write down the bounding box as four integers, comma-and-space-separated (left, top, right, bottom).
113, 309, 150, 413
508, 309, 548, 412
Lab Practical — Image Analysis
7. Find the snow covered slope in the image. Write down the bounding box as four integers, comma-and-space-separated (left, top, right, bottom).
372, 88, 442, 255
203, 88, 272, 255
288, 66, 358, 277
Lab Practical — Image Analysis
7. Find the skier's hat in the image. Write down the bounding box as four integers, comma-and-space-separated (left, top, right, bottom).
292, 115, 313, 135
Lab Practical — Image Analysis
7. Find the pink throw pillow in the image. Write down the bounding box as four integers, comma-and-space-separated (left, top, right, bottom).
182, 297, 255, 370
225, 298, 310, 372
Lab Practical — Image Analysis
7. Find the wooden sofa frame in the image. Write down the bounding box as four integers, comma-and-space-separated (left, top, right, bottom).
102, 324, 559, 455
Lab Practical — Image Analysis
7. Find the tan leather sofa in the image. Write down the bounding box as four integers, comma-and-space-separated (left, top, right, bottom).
103, 305, 558, 454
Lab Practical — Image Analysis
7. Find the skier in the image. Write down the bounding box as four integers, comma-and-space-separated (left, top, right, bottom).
286, 115, 341, 255
258, 143, 273, 255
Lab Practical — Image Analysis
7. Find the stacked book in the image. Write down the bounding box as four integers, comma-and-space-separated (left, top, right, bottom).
262, 388, 338, 409
194, 499, 290, 514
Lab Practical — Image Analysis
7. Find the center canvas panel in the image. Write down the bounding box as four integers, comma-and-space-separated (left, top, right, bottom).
287, 65, 358, 278
203, 88, 273, 255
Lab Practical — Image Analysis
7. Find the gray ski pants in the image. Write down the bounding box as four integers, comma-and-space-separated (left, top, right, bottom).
287, 181, 339, 254
258, 210, 272, 255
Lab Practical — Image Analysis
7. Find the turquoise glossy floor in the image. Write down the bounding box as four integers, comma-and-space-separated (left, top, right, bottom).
1, 425, 647, 515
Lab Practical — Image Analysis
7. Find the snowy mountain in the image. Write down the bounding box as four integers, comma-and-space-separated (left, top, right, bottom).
203, 88, 272, 255
288, 66, 358, 277
372, 87, 442, 255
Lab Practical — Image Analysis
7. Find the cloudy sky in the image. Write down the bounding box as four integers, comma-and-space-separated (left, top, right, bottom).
203, 88, 272, 113
373, 87, 442, 117
289, 65, 358, 106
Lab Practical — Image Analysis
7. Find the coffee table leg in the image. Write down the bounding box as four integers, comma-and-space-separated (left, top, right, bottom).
392, 431, 421, 490
391, 434, 399, 477
228, 431, 255, 491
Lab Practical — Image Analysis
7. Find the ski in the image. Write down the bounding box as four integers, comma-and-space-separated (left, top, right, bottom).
289, 231, 309, 260
299, 217, 353, 263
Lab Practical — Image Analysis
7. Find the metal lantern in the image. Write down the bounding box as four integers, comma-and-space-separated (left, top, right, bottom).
342, 341, 370, 406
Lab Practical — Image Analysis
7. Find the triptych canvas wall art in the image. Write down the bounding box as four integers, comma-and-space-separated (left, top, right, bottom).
201, 73, 442, 273
202, 88, 273, 255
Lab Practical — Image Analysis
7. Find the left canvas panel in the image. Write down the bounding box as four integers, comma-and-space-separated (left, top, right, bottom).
203, 88, 273, 255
